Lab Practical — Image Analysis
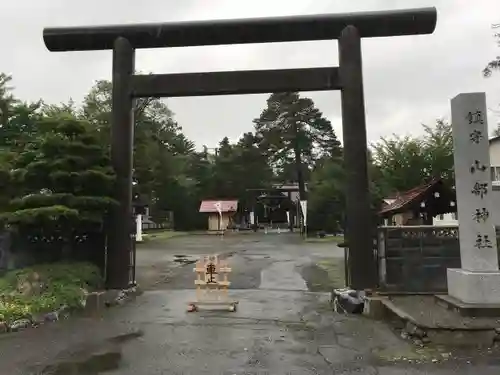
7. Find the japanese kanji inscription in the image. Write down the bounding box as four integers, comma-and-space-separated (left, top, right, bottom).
451, 92, 499, 272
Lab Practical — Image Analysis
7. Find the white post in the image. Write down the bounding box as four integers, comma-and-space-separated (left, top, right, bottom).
448, 92, 500, 304
213, 201, 223, 236
300, 200, 308, 238
136, 214, 143, 242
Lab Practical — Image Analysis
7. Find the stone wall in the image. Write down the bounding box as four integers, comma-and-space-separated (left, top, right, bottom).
0, 230, 37, 275
0, 229, 107, 276
0, 231, 28, 274
0, 230, 12, 273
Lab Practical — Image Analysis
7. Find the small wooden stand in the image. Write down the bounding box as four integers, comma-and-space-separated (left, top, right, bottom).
187, 254, 238, 312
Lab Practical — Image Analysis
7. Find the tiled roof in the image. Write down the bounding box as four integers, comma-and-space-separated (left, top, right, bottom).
379, 178, 441, 215
199, 200, 238, 213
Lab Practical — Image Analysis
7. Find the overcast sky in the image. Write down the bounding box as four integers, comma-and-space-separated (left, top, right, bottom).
1, 0, 499, 148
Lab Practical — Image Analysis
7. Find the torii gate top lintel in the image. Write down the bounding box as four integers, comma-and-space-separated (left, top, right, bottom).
43, 7, 437, 52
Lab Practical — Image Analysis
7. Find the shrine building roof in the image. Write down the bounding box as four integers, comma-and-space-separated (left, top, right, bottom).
199, 200, 238, 213
379, 177, 451, 216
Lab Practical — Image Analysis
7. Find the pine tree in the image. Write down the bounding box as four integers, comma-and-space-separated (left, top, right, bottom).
253, 92, 341, 193
1, 115, 116, 270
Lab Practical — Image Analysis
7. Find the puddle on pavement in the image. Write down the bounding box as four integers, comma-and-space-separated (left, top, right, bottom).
40, 330, 143, 374
41, 351, 122, 374
108, 330, 144, 344
301, 260, 345, 292
174, 254, 196, 264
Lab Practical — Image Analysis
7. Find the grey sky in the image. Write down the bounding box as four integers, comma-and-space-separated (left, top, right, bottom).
1, 0, 499, 149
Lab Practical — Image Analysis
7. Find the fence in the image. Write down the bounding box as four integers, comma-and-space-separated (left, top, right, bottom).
141, 211, 173, 232
142, 221, 169, 231
376, 225, 500, 293
1, 212, 167, 285
0, 229, 107, 276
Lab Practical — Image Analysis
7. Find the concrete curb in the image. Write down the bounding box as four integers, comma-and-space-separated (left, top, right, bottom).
0, 286, 141, 335
367, 296, 500, 347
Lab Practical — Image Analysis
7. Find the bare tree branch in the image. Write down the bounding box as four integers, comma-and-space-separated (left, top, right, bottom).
134, 97, 156, 119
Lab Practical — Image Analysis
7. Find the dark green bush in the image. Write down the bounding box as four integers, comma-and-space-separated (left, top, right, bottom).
0, 262, 103, 323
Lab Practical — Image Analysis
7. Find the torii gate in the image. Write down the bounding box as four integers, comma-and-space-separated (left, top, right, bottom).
43, 7, 437, 290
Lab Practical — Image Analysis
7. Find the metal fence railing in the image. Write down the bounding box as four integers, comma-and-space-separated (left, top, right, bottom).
375, 225, 500, 293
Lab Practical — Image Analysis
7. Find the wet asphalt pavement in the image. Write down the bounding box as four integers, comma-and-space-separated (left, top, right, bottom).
1, 233, 500, 374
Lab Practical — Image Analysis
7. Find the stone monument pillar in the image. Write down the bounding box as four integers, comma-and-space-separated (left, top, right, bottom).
448, 92, 500, 304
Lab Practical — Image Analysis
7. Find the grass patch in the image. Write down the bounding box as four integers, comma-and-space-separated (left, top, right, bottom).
139, 230, 186, 244
0, 262, 102, 323
306, 235, 344, 243
302, 258, 346, 292
317, 258, 346, 289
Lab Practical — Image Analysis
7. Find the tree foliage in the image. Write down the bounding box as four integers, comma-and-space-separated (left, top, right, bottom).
253, 92, 341, 182
2, 116, 116, 224
371, 120, 454, 193
210, 134, 273, 198
0, 73, 17, 127
308, 157, 345, 233
483, 24, 500, 135
0, 71, 458, 247
483, 24, 500, 77
78, 79, 200, 229
0, 113, 117, 268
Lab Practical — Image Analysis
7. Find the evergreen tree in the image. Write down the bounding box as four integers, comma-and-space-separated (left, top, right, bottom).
253, 92, 341, 189
79, 79, 203, 229
1, 115, 116, 269
210, 134, 273, 201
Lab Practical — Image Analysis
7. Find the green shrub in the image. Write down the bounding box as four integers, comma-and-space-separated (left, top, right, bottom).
0, 262, 103, 323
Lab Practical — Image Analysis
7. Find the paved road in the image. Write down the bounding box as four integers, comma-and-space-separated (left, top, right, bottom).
0, 233, 499, 374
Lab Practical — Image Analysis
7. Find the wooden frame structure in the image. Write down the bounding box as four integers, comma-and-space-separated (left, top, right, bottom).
190, 255, 237, 312
43, 7, 437, 290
